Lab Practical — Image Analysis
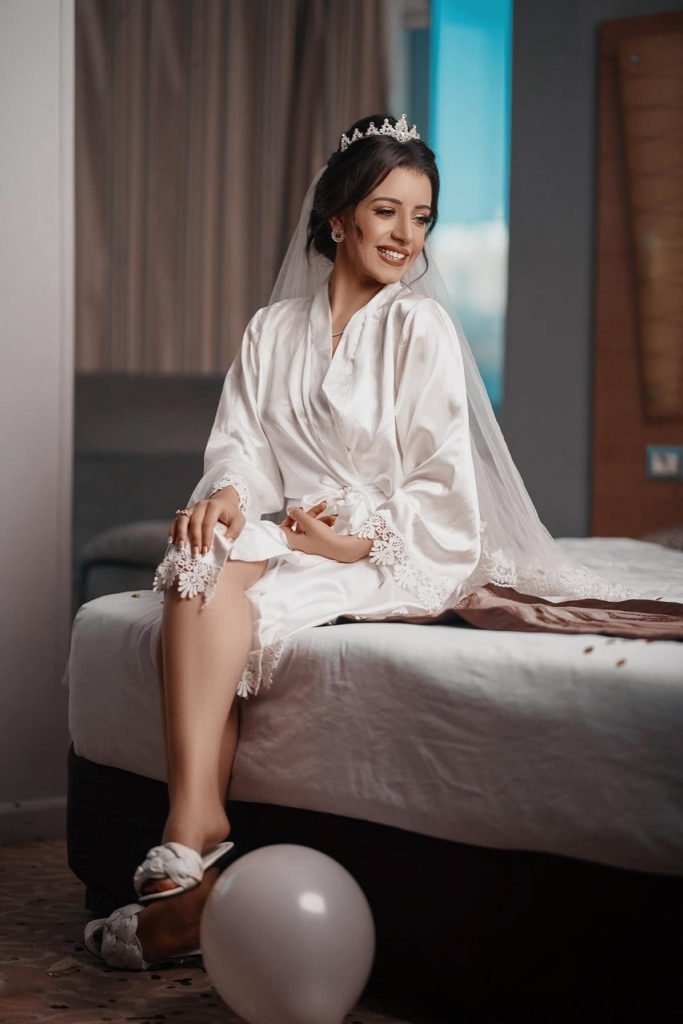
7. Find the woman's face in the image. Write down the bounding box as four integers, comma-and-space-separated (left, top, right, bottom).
331, 166, 432, 288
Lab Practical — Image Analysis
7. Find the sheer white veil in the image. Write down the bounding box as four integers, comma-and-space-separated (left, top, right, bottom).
270, 165, 629, 602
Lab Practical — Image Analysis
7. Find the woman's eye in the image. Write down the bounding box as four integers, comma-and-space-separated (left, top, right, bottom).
375, 207, 395, 216
414, 215, 431, 227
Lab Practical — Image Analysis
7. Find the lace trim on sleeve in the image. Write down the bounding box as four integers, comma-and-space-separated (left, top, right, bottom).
207, 474, 250, 514
152, 545, 220, 609
354, 510, 452, 613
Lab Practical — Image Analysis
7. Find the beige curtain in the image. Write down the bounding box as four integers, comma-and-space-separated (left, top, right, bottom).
76, 0, 389, 373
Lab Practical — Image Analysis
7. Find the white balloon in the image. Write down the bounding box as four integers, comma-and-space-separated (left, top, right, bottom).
200, 844, 375, 1024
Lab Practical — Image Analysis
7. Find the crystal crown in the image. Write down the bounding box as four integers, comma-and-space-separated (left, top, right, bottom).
339, 114, 420, 152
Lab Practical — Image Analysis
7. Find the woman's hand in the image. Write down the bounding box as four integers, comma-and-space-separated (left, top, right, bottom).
280, 502, 373, 563
169, 485, 245, 556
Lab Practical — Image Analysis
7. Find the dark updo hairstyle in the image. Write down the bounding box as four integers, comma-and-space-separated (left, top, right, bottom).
307, 114, 440, 263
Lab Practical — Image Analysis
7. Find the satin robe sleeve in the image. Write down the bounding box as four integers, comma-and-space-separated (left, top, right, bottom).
354, 298, 481, 612
187, 310, 285, 518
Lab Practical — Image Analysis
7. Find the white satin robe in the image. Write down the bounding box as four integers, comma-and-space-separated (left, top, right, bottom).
154, 280, 481, 696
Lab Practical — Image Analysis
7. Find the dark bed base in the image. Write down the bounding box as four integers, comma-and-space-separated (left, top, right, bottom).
67, 746, 682, 1022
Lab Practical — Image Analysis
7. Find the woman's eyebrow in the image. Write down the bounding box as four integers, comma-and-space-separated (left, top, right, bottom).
371, 195, 432, 211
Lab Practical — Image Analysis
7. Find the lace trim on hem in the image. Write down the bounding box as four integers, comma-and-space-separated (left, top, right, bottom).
237, 640, 284, 699
353, 510, 452, 613
152, 546, 220, 608
467, 522, 640, 602
208, 474, 250, 514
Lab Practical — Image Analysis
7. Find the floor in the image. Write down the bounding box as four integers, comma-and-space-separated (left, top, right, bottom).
0, 838, 469, 1024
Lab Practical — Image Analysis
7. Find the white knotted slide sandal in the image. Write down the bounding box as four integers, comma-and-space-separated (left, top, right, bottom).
83, 902, 201, 971
133, 840, 234, 905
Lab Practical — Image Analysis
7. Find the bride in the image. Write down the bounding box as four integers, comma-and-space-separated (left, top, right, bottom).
83, 113, 660, 970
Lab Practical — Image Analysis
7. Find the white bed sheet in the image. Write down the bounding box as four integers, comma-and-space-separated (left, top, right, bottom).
67, 538, 683, 875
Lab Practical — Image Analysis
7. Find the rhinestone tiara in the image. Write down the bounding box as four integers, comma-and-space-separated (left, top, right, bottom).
339, 114, 420, 152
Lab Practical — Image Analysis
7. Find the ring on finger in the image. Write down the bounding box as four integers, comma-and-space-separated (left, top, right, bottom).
176, 508, 192, 518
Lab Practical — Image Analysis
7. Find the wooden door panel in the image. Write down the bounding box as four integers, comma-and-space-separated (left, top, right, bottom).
616, 32, 683, 420
592, 12, 683, 537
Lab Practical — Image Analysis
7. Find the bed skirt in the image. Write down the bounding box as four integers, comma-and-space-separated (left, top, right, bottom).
66, 746, 682, 1021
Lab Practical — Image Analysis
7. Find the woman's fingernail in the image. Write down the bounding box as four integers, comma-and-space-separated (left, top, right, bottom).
167, 536, 173, 545
202, 545, 208, 555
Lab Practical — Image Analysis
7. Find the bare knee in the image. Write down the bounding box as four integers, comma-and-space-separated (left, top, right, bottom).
161, 558, 267, 613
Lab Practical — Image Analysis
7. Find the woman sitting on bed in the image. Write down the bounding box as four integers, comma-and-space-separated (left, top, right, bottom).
84, 114, 649, 970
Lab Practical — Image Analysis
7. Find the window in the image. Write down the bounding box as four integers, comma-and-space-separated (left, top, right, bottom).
429, 0, 512, 412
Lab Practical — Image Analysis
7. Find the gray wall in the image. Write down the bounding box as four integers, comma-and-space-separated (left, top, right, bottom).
502, 0, 683, 538
73, 375, 222, 562
0, 0, 74, 842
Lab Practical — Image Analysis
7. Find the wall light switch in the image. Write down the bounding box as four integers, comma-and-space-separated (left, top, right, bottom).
646, 446, 683, 480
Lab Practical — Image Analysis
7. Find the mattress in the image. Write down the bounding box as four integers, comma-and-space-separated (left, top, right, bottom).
67, 537, 683, 875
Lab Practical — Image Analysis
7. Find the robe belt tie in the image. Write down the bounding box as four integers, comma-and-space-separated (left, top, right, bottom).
287, 484, 386, 534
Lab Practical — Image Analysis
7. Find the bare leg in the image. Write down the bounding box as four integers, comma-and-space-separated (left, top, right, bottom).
156, 654, 241, 829
146, 558, 267, 897
217, 700, 240, 802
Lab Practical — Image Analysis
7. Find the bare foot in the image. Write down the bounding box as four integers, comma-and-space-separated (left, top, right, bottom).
136, 868, 220, 962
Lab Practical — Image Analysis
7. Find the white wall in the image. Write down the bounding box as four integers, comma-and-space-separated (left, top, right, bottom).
502, 0, 683, 537
0, 0, 74, 842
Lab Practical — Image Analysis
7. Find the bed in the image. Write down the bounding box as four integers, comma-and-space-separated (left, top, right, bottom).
66, 536, 683, 1020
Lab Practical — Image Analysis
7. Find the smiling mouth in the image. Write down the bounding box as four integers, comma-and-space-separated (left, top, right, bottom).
377, 247, 408, 263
